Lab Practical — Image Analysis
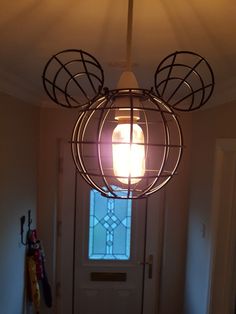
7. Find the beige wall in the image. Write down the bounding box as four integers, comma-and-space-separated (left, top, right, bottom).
159, 111, 192, 314
0, 92, 39, 314
38, 107, 78, 313
38, 106, 192, 314
184, 101, 236, 314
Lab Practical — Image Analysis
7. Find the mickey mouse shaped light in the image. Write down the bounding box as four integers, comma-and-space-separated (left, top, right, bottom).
42, 1, 214, 199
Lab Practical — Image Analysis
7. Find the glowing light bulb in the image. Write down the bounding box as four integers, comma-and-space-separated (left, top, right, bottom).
112, 122, 145, 184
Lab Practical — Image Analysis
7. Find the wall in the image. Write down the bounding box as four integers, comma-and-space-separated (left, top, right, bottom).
38, 106, 192, 314
0, 92, 39, 314
38, 107, 78, 314
184, 101, 236, 314
159, 111, 192, 314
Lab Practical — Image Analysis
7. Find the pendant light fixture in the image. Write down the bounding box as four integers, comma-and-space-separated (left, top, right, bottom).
42, 0, 214, 199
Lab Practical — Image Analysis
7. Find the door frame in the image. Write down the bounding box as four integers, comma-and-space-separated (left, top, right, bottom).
207, 139, 236, 314
55, 140, 165, 314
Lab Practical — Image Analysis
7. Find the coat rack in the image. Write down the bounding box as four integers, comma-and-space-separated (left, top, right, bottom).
20, 210, 32, 246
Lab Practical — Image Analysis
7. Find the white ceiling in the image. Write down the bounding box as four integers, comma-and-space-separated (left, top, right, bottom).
0, 0, 236, 108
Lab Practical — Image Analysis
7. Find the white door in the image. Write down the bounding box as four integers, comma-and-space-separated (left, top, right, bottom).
56, 141, 164, 314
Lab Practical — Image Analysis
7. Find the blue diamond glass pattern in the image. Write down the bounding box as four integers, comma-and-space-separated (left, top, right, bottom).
88, 186, 132, 260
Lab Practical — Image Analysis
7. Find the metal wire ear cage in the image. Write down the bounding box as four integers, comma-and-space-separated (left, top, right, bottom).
42, 49, 104, 109
154, 51, 214, 111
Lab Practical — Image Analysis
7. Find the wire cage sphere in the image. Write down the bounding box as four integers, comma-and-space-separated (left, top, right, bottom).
71, 89, 183, 199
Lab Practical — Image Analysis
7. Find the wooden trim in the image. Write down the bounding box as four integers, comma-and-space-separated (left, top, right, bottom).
207, 139, 236, 314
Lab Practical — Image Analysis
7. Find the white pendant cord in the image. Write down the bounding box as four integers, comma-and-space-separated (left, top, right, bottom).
117, 0, 138, 89
126, 0, 134, 71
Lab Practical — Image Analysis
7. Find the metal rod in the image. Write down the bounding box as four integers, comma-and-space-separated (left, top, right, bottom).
166, 57, 204, 103
80, 51, 97, 93
54, 56, 90, 101
71, 140, 183, 148
161, 53, 177, 97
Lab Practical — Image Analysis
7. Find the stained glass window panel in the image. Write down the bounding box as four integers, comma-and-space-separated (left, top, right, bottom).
88, 188, 132, 260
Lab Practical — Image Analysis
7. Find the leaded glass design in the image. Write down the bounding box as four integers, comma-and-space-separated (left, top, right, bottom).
88, 187, 132, 260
